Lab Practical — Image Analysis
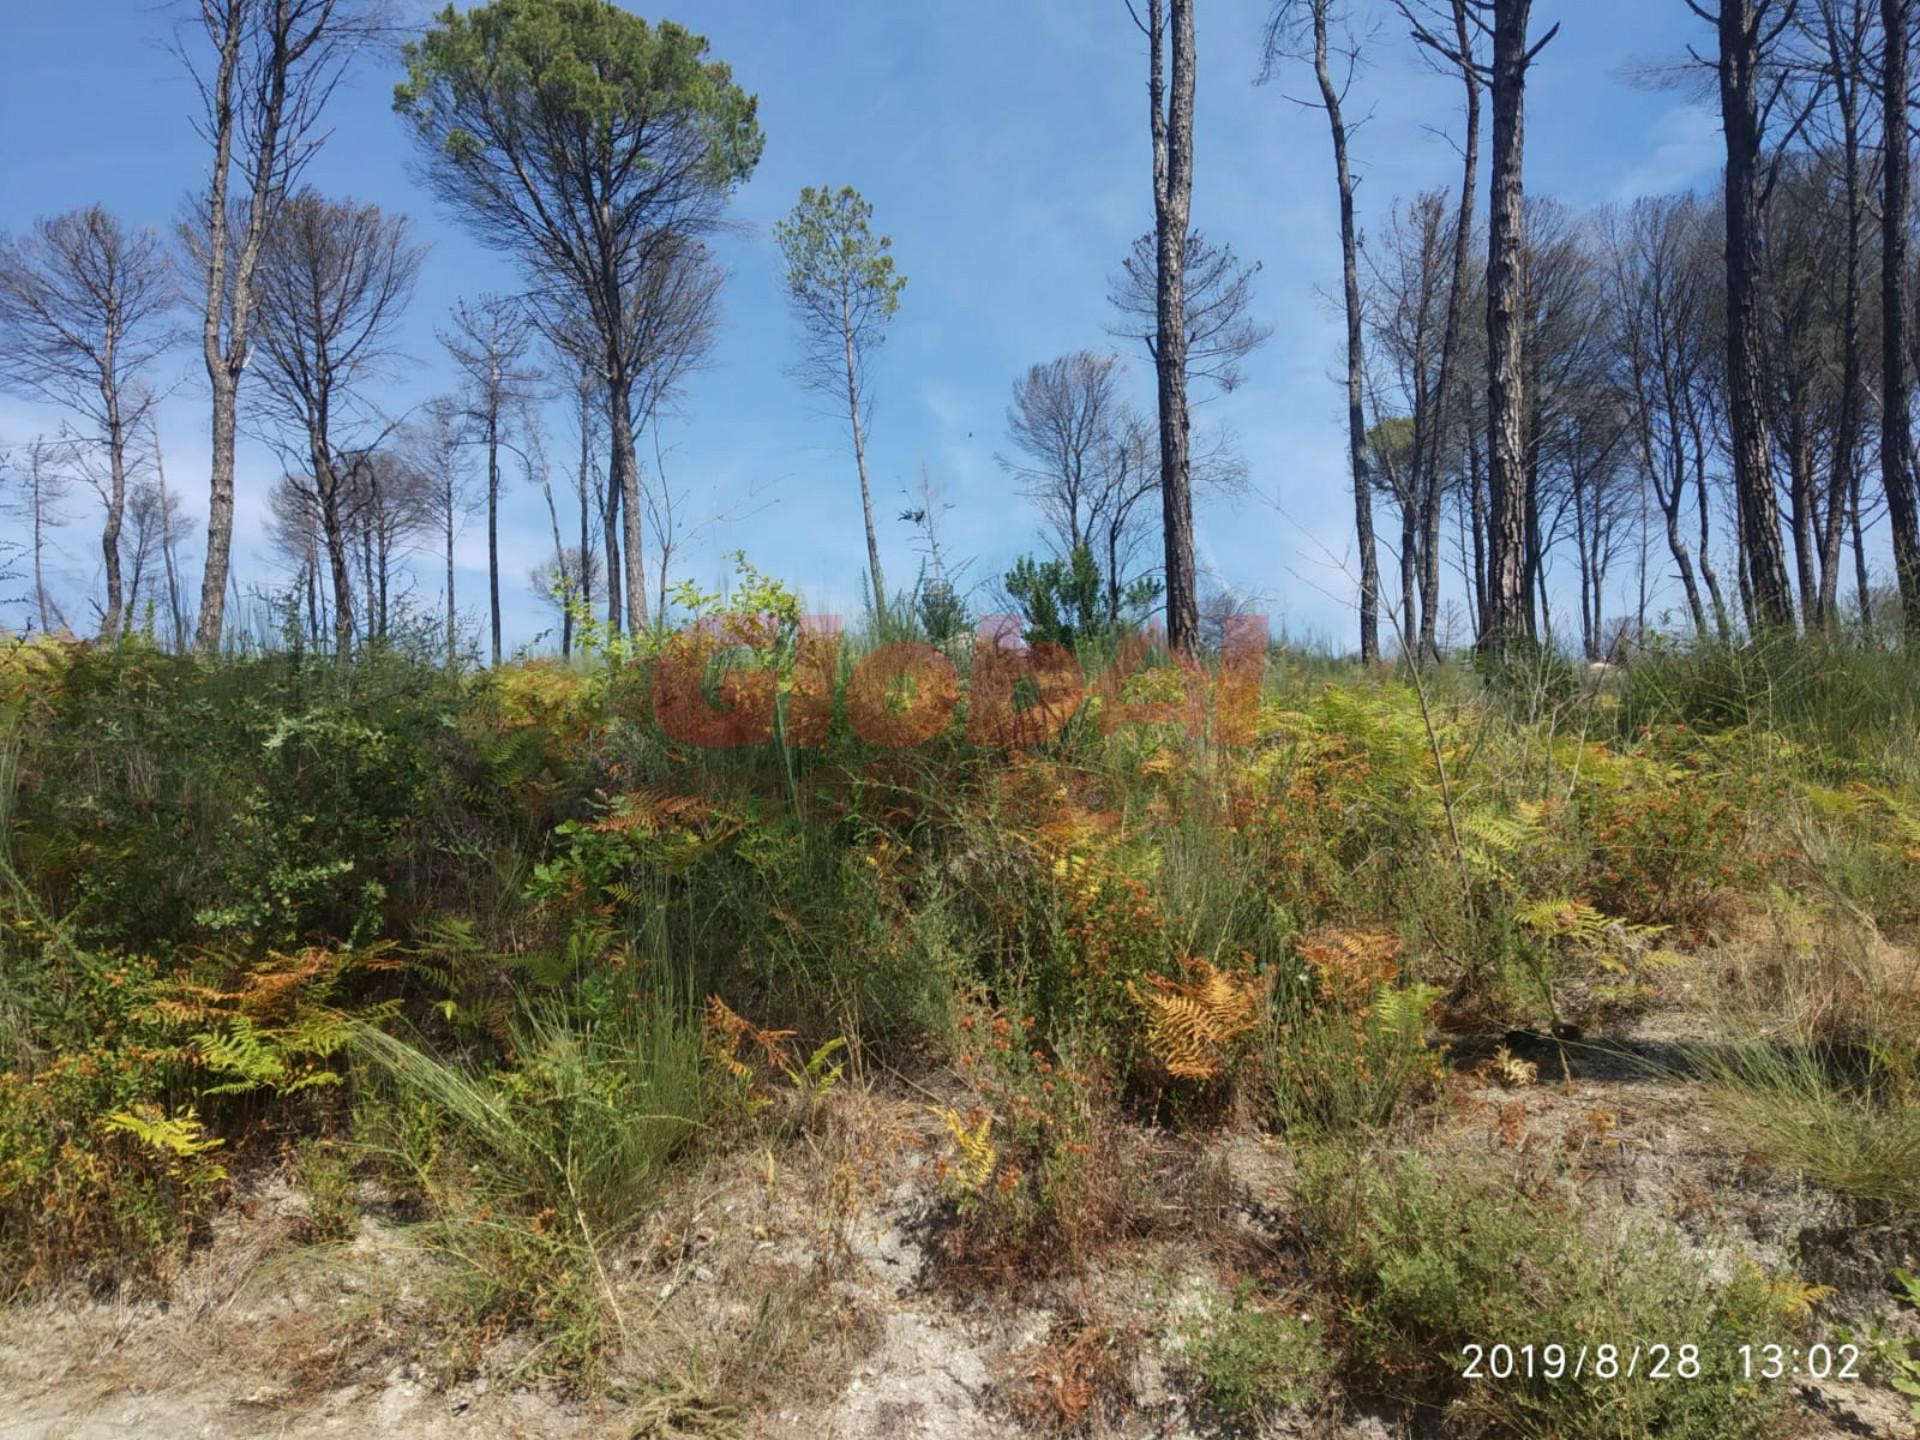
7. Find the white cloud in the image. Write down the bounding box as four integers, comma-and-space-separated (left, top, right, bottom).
1611, 102, 1722, 203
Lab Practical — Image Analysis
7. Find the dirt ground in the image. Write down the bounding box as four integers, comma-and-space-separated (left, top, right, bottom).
4, 995, 1919, 1440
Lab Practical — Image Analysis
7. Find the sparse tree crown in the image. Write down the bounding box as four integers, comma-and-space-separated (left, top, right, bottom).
771, 185, 907, 391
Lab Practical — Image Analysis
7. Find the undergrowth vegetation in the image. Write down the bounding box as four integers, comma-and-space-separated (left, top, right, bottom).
3, 618, 1918, 1434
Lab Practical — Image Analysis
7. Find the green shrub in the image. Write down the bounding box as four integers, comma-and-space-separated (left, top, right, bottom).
6, 645, 482, 955
1182, 1279, 1328, 1422
294, 1138, 359, 1243
1293, 1148, 1806, 1439
1617, 635, 1920, 777
0, 937, 214, 1294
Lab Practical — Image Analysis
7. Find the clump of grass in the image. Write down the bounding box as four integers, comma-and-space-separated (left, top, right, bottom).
1693, 918, 1920, 1218
1695, 1035, 1920, 1218
1293, 1146, 1807, 1439
350, 965, 707, 1376
1617, 633, 1920, 778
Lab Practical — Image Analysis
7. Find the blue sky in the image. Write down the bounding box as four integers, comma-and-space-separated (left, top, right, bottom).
0, 0, 1724, 652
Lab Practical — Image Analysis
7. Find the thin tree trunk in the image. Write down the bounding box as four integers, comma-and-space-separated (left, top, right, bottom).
1788, 429, 1820, 614
610, 377, 647, 634
487, 406, 501, 664
1636, 467, 1650, 637
841, 306, 888, 620
602, 459, 623, 634
1573, 468, 1595, 658
567, 385, 592, 658
1682, 398, 1733, 638
149, 414, 186, 650
1418, 0, 1481, 662
1311, 0, 1379, 662
307, 545, 320, 646
360, 488, 375, 647
198, 376, 240, 654
1851, 457, 1874, 631
194, 1, 290, 655
1400, 507, 1419, 648
1823, 47, 1866, 628
1151, 0, 1199, 653
314, 451, 355, 657
1468, 427, 1488, 631
539, 468, 569, 648
445, 466, 457, 667
31, 447, 54, 633
1734, 483, 1757, 629
97, 375, 128, 636
1625, 333, 1711, 637
1525, 463, 1547, 641
1663, 495, 1710, 639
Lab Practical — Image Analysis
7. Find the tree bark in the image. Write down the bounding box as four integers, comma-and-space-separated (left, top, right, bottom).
193, 0, 291, 655
603, 450, 623, 635
610, 375, 647, 634
1787, 425, 1820, 614
567, 385, 592, 658
314, 447, 356, 656
1881, 0, 1920, 629
1851, 456, 1874, 630
30, 447, 58, 634
150, 414, 186, 651
1418, 0, 1480, 661
1467, 424, 1488, 633
1482, 0, 1541, 649
445, 464, 457, 666
1310, 0, 1380, 662
1151, 0, 1199, 653
99, 382, 128, 637
1713, 0, 1798, 630
1823, 31, 1867, 628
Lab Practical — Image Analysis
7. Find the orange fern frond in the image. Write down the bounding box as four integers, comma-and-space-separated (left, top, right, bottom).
702, 996, 795, 1083
1133, 957, 1261, 1082
1299, 926, 1402, 1003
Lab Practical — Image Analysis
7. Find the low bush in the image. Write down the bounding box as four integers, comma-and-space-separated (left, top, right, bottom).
1181, 1279, 1328, 1423
0, 940, 211, 1294
934, 988, 1135, 1273
1292, 1147, 1809, 1439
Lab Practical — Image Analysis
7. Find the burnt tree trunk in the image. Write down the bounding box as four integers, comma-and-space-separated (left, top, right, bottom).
1418, 0, 1481, 661
1823, 31, 1866, 628
486, 401, 502, 665
844, 299, 888, 620
1482, 0, 1549, 649
1149, 0, 1199, 653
